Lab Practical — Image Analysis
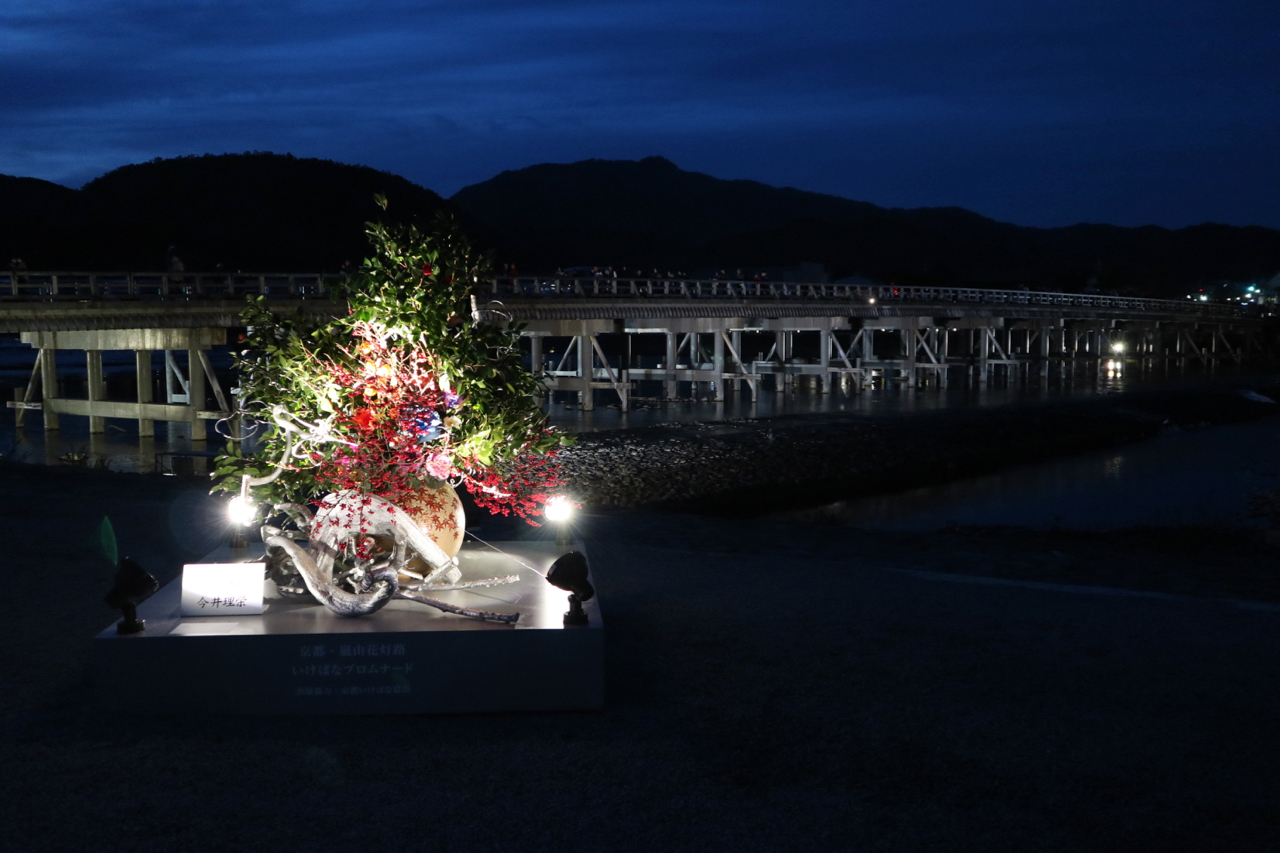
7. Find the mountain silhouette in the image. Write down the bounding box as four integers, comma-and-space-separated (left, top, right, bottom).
2, 153, 1277, 298
451, 156, 1280, 297
0, 152, 469, 271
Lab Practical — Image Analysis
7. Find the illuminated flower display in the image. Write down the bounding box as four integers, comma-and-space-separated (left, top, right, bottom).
213, 201, 567, 523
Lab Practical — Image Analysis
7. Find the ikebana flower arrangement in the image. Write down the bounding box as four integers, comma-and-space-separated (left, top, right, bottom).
212, 201, 568, 622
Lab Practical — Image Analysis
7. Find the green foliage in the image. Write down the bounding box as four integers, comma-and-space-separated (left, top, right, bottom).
213, 209, 563, 511
98, 516, 118, 568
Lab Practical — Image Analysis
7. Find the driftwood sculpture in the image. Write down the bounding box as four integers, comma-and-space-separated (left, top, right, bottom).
238, 411, 520, 624
261, 491, 519, 623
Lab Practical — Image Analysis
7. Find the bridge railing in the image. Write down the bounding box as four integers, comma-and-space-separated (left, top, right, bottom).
488, 276, 1245, 317
0, 271, 1246, 318
0, 271, 336, 300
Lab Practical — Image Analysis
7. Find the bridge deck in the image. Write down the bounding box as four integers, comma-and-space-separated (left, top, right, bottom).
0, 271, 1262, 429
0, 271, 1255, 332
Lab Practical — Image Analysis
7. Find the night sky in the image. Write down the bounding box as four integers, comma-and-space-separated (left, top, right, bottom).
3, 0, 1277, 229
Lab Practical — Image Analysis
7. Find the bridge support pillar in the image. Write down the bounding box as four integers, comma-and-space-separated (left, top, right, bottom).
773, 331, 789, 393
19, 329, 227, 445
188, 348, 206, 441
135, 350, 154, 437
713, 332, 725, 401
977, 328, 990, 385
165, 351, 187, 404
940, 327, 951, 387
740, 330, 759, 401
577, 334, 593, 411
529, 335, 544, 400
86, 350, 105, 434
861, 328, 875, 388
40, 348, 59, 431
818, 330, 831, 393
1039, 326, 1051, 379
665, 333, 678, 399
900, 319, 919, 387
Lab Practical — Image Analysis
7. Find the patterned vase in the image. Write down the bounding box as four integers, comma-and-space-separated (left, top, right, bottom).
398, 483, 466, 561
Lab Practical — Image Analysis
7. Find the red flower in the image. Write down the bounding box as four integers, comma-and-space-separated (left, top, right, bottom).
352, 408, 376, 432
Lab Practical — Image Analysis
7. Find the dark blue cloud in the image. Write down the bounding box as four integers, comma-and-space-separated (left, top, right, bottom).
1, 0, 1277, 228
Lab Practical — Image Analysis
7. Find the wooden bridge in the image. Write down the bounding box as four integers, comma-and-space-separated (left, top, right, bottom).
0, 270, 1266, 437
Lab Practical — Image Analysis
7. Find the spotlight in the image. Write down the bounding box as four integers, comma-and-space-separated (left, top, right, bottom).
227, 474, 258, 549
228, 495, 256, 526
103, 557, 159, 634
227, 494, 256, 550
544, 495, 573, 523
545, 495, 576, 546
545, 551, 594, 626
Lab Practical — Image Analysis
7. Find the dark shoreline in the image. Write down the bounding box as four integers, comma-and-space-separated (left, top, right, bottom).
557, 377, 1280, 514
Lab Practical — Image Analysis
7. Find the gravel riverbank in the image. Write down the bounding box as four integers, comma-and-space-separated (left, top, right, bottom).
556, 379, 1280, 513
2, 465, 1278, 851
4, 380, 1280, 851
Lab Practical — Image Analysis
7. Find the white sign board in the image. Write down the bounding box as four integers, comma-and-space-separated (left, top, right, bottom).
181, 563, 266, 616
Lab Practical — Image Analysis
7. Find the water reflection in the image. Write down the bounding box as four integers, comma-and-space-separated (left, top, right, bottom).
0, 417, 218, 475
543, 361, 1154, 434
782, 416, 1280, 531
0, 352, 1265, 477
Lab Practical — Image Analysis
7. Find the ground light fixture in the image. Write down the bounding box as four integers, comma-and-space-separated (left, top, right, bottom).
544, 495, 573, 522
545, 495, 574, 546
228, 494, 256, 526
545, 551, 594, 626
228, 461, 287, 549
227, 489, 257, 550
104, 557, 159, 634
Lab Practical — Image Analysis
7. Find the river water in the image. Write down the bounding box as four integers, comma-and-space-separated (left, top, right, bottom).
0, 358, 1172, 472
779, 412, 1280, 532
0, 335, 233, 473
543, 359, 1191, 433
2, 330, 1277, 534
0, 331, 1145, 471
551, 363, 1280, 532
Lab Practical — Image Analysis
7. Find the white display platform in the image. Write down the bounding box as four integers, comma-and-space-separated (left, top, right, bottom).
94, 539, 603, 714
